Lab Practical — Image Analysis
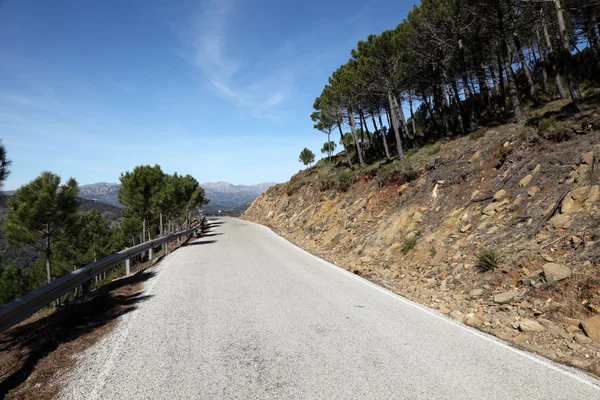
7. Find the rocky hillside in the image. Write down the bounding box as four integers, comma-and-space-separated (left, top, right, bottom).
78, 182, 122, 207
244, 99, 600, 377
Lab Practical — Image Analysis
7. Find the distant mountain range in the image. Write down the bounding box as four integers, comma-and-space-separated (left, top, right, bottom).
75, 181, 275, 210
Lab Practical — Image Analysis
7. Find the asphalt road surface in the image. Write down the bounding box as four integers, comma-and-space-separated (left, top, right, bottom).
60, 217, 600, 399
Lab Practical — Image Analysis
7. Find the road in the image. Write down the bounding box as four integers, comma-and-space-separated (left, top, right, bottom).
60, 217, 600, 399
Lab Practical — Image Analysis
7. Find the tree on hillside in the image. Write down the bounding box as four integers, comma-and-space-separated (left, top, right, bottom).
0, 139, 11, 190
0, 264, 25, 305
321, 141, 337, 159
118, 164, 165, 241
299, 148, 315, 168
3, 172, 79, 285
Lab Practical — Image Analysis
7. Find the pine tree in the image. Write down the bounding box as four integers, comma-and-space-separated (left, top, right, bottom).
299, 148, 315, 168
3, 172, 79, 285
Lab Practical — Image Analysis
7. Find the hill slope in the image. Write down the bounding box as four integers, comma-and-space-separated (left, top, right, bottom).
244, 99, 600, 377
76, 181, 275, 210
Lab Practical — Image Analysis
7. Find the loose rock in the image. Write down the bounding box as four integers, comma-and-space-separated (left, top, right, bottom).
494, 291, 518, 304
581, 315, 600, 342
542, 263, 571, 282
519, 319, 546, 332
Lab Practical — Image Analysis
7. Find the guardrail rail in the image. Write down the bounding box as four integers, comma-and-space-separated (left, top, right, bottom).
0, 217, 207, 332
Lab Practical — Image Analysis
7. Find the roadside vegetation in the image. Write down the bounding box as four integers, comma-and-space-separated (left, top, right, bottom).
0, 154, 209, 307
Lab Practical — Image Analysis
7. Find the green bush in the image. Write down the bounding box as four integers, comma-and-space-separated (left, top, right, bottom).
336, 171, 352, 192
537, 116, 556, 133
469, 128, 486, 141
286, 179, 305, 196
427, 144, 441, 155
475, 248, 503, 272
376, 159, 417, 187
405, 148, 419, 158
401, 231, 421, 255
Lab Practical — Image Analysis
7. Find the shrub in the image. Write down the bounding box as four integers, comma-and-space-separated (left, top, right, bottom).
537, 116, 556, 133
469, 128, 486, 141
401, 231, 421, 255
405, 148, 419, 158
336, 171, 352, 192
518, 126, 538, 142
286, 179, 305, 196
427, 144, 441, 155
476, 248, 503, 272
376, 159, 417, 187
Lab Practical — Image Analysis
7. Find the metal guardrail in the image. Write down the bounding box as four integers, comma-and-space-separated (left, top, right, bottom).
0, 218, 206, 333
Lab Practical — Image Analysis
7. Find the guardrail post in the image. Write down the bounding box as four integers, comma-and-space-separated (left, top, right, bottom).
82, 280, 91, 298
126, 259, 130, 276
149, 247, 153, 262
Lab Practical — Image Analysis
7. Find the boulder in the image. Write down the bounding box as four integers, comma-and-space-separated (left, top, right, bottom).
581, 315, 600, 342
482, 199, 510, 216
561, 187, 590, 214
450, 310, 465, 323
519, 319, 546, 332
582, 151, 594, 166
542, 263, 571, 282
494, 291, 518, 304
469, 288, 484, 298
519, 174, 533, 187
548, 214, 573, 229
468, 151, 481, 163
412, 212, 423, 223
574, 333, 592, 344
585, 186, 599, 209
493, 189, 508, 201
527, 186, 540, 198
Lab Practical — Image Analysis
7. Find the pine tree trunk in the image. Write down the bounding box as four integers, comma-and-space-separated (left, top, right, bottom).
535, 32, 549, 93
387, 91, 405, 160
554, 0, 583, 111
45, 233, 52, 285
542, 10, 567, 99
458, 38, 477, 131
450, 82, 465, 134
504, 55, 522, 122
496, 54, 507, 112
347, 111, 365, 167
377, 112, 391, 159
514, 33, 539, 105
408, 91, 417, 137
477, 64, 493, 115
338, 123, 354, 168
327, 131, 331, 162
496, 3, 522, 123
360, 110, 373, 143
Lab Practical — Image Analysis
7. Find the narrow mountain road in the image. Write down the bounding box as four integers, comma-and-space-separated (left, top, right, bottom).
60, 218, 600, 399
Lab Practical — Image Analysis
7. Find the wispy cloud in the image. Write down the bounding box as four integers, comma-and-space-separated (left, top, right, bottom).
185, 0, 291, 119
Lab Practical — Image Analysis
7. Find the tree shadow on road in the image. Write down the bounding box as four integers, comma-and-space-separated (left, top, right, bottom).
183, 240, 218, 247
0, 269, 156, 399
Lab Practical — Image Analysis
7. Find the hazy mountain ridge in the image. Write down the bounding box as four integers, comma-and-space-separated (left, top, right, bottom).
75, 181, 276, 210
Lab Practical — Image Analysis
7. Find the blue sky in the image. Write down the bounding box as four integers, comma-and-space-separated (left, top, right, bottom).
0, 0, 416, 189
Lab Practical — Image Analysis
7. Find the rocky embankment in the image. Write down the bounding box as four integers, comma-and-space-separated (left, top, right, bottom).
244, 118, 600, 376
